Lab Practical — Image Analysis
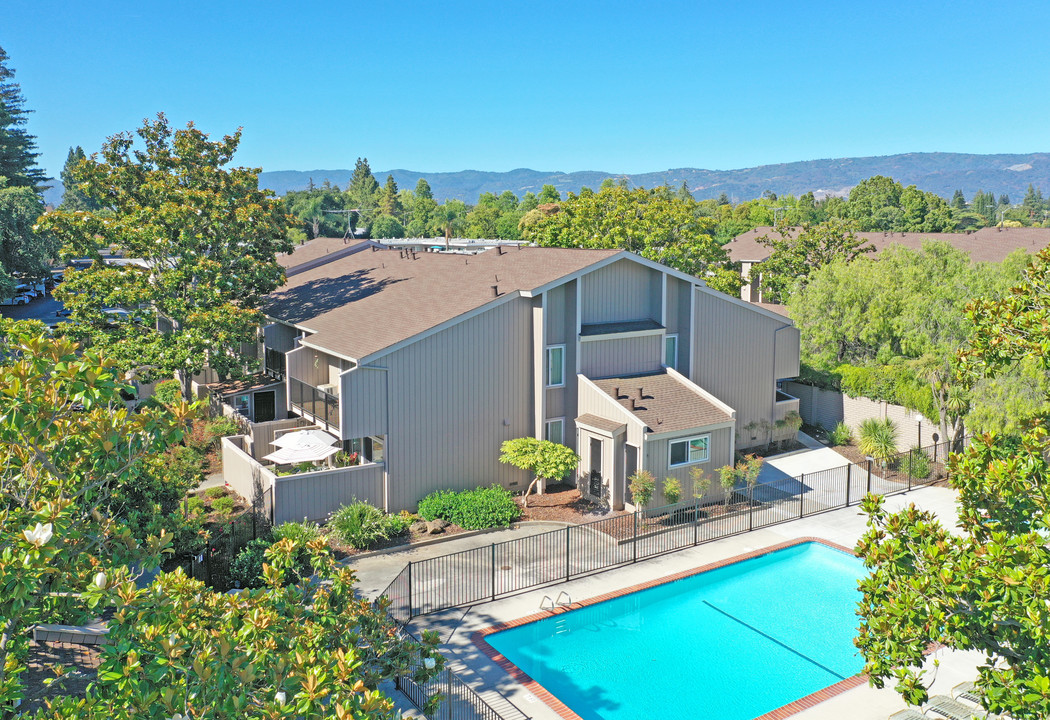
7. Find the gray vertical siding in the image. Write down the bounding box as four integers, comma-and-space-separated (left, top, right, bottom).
543, 280, 578, 448
580, 335, 662, 378
264, 323, 298, 352
691, 288, 796, 449
577, 376, 645, 446
248, 417, 312, 460
341, 366, 388, 437
286, 346, 334, 387
376, 297, 534, 511
580, 259, 661, 324
272, 463, 386, 523
643, 425, 734, 506
774, 325, 801, 380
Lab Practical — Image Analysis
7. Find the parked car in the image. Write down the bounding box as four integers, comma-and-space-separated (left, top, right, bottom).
0, 292, 31, 306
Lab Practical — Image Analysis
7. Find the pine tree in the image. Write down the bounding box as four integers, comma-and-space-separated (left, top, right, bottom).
676, 181, 694, 203
951, 189, 966, 209
0, 46, 48, 191
414, 178, 433, 201
998, 194, 1010, 207
346, 157, 379, 224
378, 174, 401, 217
58, 146, 100, 211
716, 192, 731, 206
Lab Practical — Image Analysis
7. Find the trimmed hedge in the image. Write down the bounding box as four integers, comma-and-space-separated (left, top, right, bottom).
417, 486, 520, 530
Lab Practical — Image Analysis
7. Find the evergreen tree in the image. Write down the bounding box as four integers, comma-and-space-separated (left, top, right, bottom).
537, 184, 561, 203
1022, 184, 1044, 218
58, 146, 101, 211
0, 46, 48, 191
676, 181, 694, 203
716, 192, 731, 206
346, 157, 379, 225
414, 177, 433, 200
378, 174, 402, 218
998, 194, 1010, 207
951, 189, 966, 209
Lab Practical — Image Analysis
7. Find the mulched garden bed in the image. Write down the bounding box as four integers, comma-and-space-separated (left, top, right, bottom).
325, 520, 470, 559
831, 442, 951, 488
518, 483, 623, 524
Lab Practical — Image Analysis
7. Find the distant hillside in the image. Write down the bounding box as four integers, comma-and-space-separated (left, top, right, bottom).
45, 152, 1050, 207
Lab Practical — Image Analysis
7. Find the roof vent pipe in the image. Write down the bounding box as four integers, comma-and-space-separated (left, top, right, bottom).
614, 386, 620, 398
630, 398, 636, 411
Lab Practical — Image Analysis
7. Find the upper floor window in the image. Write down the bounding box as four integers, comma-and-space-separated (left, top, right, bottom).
664, 334, 678, 370
669, 434, 709, 467
547, 345, 565, 387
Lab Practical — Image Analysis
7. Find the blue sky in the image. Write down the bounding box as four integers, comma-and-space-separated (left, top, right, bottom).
5, 1, 1050, 180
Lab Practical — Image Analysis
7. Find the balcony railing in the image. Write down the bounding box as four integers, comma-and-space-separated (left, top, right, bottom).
289, 377, 339, 431
264, 348, 286, 380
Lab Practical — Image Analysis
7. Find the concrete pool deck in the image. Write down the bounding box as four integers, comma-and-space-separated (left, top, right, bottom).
365, 485, 985, 720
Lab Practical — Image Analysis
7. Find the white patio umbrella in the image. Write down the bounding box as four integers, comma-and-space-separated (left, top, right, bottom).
262, 429, 341, 465
271, 428, 339, 449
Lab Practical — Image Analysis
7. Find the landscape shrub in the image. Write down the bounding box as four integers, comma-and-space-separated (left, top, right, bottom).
205, 486, 227, 499
329, 501, 406, 549
207, 416, 240, 439
626, 470, 656, 508
230, 534, 315, 589
152, 378, 182, 408
211, 495, 236, 516
272, 520, 322, 544
417, 485, 520, 529
167, 445, 205, 485
829, 421, 853, 446
662, 477, 682, 505
185, 496, 205, 516
858, 417, 898, 466
896, 447, 931, 478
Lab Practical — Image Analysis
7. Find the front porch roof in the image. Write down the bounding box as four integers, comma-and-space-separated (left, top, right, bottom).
591, 371, 732, 434
206, 373, 283, 398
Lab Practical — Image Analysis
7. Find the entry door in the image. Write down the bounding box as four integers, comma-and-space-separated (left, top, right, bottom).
589, 437, 603, 497
254, 391, 276, 422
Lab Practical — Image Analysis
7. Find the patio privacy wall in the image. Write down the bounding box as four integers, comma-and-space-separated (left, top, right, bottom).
221, 435, 386, 523
785, 381, 929, 449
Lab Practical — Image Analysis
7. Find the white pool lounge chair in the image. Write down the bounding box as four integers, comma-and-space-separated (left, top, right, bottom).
925, 694, 999, 720
889, 709, 928, 720
951, 682, 981, 705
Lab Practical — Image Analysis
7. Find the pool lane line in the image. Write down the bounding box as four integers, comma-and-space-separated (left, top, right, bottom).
700, 600, 846, 681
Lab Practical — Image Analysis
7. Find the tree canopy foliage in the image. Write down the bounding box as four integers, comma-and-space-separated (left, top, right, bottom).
38, 114, 291, 396
519, 184, 743, 295
788, 241, 1030, 446
856, 248, 1050, 719
0, 46, 47, 192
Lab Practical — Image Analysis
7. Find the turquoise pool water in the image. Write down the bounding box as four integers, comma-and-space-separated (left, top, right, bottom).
486, 542, 865, 720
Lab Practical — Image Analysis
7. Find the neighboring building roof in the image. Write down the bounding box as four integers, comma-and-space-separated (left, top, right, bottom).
592, 372, 733, 434
266, 246, 622, 361
576, 413, 627, 434
755, 302, 791, 318
207, 373, 282, 397
277, 237, 368, 271
725, 225, 1050, 264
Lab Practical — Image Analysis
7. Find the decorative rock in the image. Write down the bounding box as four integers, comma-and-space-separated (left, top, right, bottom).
427, 518, 449, 534
411, 520, 428, 534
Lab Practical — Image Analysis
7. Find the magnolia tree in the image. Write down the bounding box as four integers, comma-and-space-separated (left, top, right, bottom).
37, 113, 292, 399
855, 248, 1050, 719
498, 438, 580, 505
0, 323, 189, 711
39, 540, 443, 720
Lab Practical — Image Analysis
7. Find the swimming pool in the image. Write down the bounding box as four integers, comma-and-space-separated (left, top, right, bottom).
481, 541, 865, 720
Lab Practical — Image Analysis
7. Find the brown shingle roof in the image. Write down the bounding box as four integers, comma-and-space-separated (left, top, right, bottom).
266, 246, 622, 360
206, 373, 283, 397
576, 413, 627, 434
592, 372, 732, 434
725, 225, 1050, 264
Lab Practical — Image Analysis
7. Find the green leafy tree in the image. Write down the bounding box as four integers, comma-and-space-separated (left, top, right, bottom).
407, 178, 438, 236
520, 184, 742, 295
499, 437, 580, 505
58, 146, 101, 211
0, 46, 47, 191
282, 182, 352, 239
37, 114, 291, 399
537, 184, 561, 203
628, 470, 656, 508
754, 218, 873, 302
856, 248, 1050, 719
0, 179, 55, 297
0, 325, 188, 710
40, 539, 443, 720
369, 214, 405, 239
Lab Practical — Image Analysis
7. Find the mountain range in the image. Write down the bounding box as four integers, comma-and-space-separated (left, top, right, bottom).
44, 152, 1050, 207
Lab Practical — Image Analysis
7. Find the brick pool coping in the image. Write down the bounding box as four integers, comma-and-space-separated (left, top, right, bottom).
471, 536, 867, 720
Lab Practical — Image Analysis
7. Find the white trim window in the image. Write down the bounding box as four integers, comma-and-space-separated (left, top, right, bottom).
669, 434, 710, 467
546, 345, 565, 387
545, 417, 565, 444
664, 334, 678, 370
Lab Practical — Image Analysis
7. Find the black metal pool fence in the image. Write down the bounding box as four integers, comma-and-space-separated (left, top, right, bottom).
380, 438, 962, 624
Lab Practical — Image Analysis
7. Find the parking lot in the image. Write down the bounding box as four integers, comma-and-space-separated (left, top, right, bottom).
0, 292, 68, 327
